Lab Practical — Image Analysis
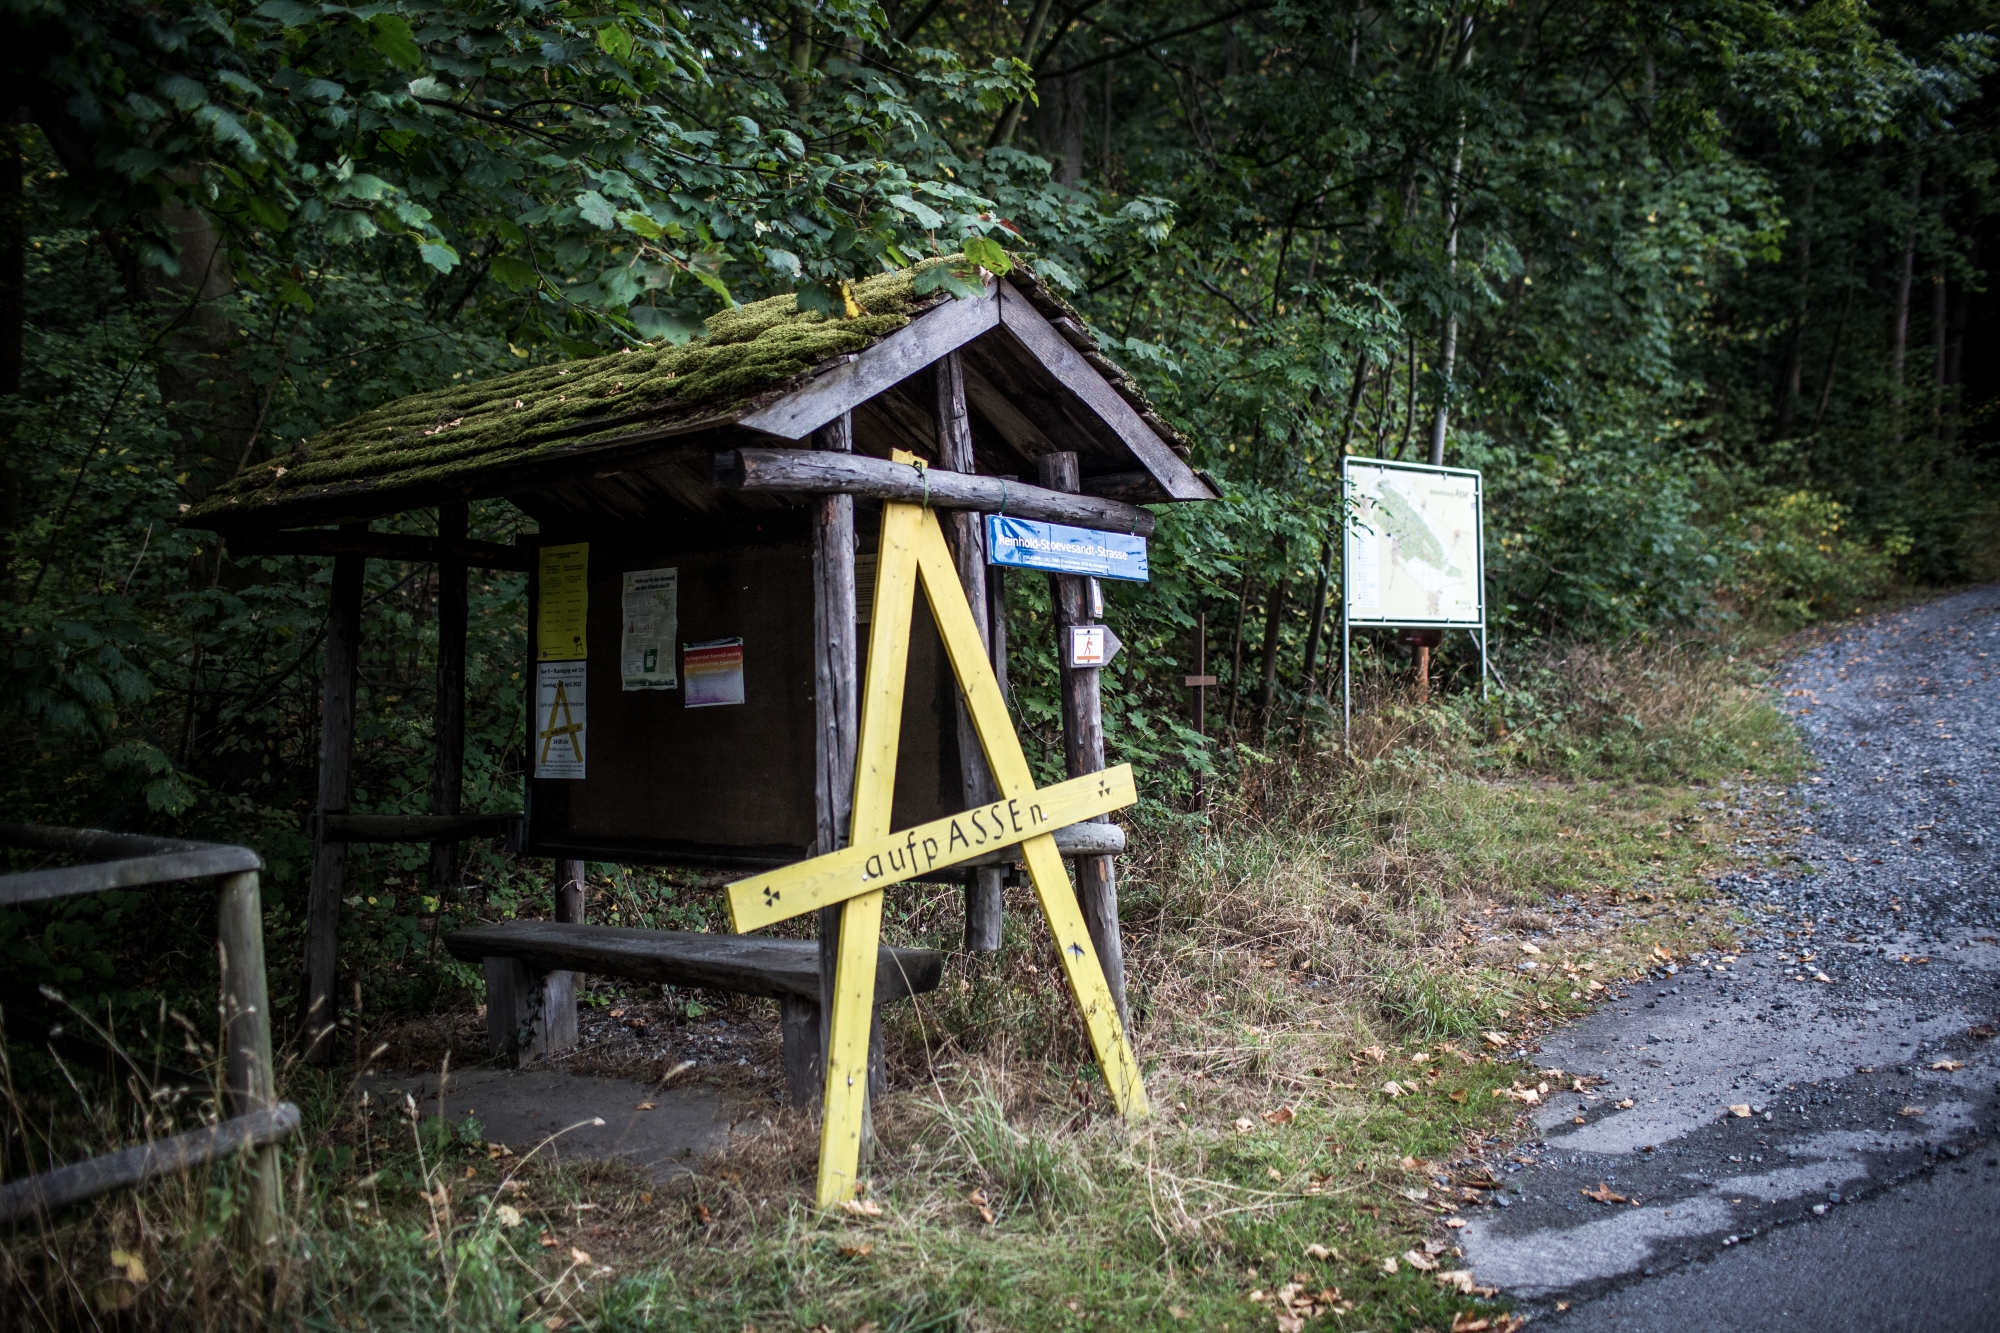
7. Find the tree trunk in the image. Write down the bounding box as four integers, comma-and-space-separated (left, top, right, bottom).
1428, 130, 1466, 466
1774, 185, 1813, 439
0, 113, 19, 600
1889, 169, 1921, 445
1930, 272, 1947, 440
430, 504, 468, 902
1254, 553, 1289, 732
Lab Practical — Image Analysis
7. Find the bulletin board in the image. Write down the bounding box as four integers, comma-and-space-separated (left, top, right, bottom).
522, 511, 963, 870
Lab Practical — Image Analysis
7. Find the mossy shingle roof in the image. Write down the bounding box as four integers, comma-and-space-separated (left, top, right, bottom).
185, 257, 1190, 530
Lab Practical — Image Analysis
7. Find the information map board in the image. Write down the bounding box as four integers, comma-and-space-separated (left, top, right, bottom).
1340, 457, 1487, 735
1342, 457, 1483, 626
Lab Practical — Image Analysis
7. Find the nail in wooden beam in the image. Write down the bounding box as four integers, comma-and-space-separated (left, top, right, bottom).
1036, 453, 1129, 1030
303, 538, 363, 1063
934, 353, 1005, 953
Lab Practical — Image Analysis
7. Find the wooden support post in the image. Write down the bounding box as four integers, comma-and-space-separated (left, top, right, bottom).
303, 541, 362, 1063
537, 858, 583, 1059
431, 504, 468, 902
934, 353, 1005, 952
217, 869, 279, 1243
811, 412, 874, 1132
1036, 453, 1129, 1030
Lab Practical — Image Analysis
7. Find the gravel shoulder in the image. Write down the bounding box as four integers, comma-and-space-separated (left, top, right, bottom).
1459, 586, 2000, 1323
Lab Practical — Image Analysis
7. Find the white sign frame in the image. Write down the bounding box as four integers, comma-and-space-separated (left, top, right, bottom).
1339, 456, 1488, 736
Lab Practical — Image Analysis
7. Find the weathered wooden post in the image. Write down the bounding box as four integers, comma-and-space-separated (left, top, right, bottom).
430, 503, 468, 901
217, 867, 279, 1242
934, 352, 1005, 952
810, 411, 874, 1129
304, 537, 363, 1062
1036, 452, 1129, 1029
1186, 609, 1216, 810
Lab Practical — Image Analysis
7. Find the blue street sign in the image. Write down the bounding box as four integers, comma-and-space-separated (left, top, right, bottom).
985, 515, 1150, 582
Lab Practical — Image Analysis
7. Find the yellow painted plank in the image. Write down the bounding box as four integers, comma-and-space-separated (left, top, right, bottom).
726, 766, 1137, 932
1019, 833, 1151, 1118
911, 509, 1151, 1120
816, 885, 883, 1206
815, 487, 921, 1207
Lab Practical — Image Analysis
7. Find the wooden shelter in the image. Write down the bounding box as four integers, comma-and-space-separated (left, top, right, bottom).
185, 256, 1216, 1073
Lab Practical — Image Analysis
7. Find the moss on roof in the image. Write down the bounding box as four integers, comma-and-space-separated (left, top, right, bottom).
188, 261, 956, 526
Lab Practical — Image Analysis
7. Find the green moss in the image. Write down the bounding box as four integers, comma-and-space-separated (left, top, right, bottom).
187, 260, 955, 524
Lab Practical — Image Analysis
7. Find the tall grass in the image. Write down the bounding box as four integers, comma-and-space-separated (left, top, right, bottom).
1, 635, 1800, 1330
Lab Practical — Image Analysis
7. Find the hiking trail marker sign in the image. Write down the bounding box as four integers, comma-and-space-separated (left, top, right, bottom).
725, 477, 1149, 1206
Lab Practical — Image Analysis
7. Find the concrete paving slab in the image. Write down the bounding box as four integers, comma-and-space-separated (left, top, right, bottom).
367, 1066, 761, 1180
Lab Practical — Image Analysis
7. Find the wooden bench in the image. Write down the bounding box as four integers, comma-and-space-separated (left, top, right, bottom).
443, 921, 944, 1106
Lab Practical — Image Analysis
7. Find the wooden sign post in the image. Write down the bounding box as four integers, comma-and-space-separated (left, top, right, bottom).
726, 462, 1149, 1206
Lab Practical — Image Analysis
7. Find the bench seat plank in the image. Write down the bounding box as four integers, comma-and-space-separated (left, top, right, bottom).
443, 921, 943, 1006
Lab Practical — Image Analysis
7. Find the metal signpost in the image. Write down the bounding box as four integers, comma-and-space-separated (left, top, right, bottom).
1341, 457, 1487, 739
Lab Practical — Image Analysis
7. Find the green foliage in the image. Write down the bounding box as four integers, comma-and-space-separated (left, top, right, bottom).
0, 0, 1988, 1040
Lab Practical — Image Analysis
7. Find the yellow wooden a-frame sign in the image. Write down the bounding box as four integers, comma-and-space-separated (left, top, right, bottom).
724, 470, 1150, 1206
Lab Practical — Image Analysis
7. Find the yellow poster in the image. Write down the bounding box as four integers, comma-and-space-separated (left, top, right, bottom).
537, 543, 589, 661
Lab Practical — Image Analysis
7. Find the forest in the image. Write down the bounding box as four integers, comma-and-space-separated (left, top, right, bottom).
0, 1, 1994, 1328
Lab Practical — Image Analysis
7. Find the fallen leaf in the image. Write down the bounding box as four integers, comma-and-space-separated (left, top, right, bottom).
1263, 1106, 1296, 1125
496, 1204, 523, 1229
1381, 1080, 1406, 1098
1931, 1059, 1964, 1071
1581, 1183, 1629, 1204
570, 1248, 592, 1266
1304, 1243, 1334, 1261
1168, 1307, 1189, 1321
1899, 1106, 1925, 1117
486, 1142, 513, 1159
1481, 1031, 1509, 1049
1729, 1104, 1752, 1118
109, 1249, 147, 1285
538, 1233, 559, 1249
1234, 1116, 1257, 1132
1443, 1217, 1468, 1229
840, 1199, 885, 1217
1276, 1317, 1304, 1333
697, 1203, 713, 1226
636, 1101, 656, 1110
1519, 942, 1542, 955
1618, 1098, 1635, 1109
839, 1242, 873, 1258
1380, 1256, 1398, 1274
1402, 1249, 1438, 1272
1359, 1045, 1387, 1063
1403, 1187, 1430, 1202
1573, 1115, 1586, 1125
1450, 1087, 1469, 1104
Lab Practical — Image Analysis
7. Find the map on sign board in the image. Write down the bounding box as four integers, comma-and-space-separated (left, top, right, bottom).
1342, 459, 1483, 626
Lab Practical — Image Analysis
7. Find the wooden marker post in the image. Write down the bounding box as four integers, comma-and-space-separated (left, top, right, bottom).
1037, 453, 1129, 1029
1185, 609, 1217, 810
727, 455, 1149, 1207
304, 538, 363, 1062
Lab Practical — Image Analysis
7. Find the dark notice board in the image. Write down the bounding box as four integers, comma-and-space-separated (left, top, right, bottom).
523, 509, 962, 870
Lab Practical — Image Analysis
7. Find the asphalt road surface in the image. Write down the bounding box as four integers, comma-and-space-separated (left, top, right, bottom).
1459, 586, 2000, 1330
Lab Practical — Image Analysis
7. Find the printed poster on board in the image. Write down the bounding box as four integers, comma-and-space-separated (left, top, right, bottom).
537, 543, 589, 661
534, 661, 587, 778
683, 638, 745, 708
621, 567, 678, 690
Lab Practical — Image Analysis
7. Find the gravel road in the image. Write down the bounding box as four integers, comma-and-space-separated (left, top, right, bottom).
1459, 586, 2000, 1328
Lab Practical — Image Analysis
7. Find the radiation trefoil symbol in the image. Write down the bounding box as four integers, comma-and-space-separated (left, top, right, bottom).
725, 475, 1148, 1207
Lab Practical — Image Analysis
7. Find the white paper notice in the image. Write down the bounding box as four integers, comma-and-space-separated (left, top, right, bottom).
535, 662, 588, 779
621, 568, 678, 691
1352, 532, 1381, 611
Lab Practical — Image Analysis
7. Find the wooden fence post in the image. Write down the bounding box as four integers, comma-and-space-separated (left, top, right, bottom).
218, 869, 279, 1244
1036, 453, 1129, 1030
304, 540, 363, 1062
431, 503, 468, 901
933, 353, 1005, 952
